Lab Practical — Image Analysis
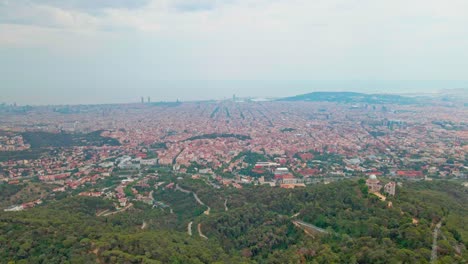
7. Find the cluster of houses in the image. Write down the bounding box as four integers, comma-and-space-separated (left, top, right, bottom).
0, 135, 30, 151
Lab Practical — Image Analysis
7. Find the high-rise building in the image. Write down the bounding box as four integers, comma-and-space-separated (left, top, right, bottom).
141, 97, 144, 103
147, 97, 151, 103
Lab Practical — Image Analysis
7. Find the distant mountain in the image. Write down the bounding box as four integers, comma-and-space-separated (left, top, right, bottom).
438, 88, 468, 96
437, 89, 468, 103
279, 91, 416, 104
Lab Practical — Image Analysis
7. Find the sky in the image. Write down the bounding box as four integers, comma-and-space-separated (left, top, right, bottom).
1, 0, 468, 105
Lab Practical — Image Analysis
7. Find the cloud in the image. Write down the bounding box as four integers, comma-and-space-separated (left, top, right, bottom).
170, 0, 217, 12
3, 0, 150, 12
1, 0, 468, 88
0, 1, 100, 29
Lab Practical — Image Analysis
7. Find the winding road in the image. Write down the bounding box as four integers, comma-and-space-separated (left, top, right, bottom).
175, 184, 210, 215
175, 184, 211, 239
198, 223, 208, 239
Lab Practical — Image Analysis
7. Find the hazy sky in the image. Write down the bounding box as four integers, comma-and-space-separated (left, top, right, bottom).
1, 0, 468, 105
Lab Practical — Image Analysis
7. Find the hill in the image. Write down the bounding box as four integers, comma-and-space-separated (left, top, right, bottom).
279, 91, 416, 104
0, 179, 466, 263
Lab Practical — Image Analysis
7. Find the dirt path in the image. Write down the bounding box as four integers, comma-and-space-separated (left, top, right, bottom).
439, 229, 462, 255
291, 212, 300, 218
204, 208, 210, 215
175, 184, 191, 194
431, 220, 443, 263
293, 220, 328, 234
292, 221, 315, 238
198, 223, 208, 239
141, 221, 147, 230
187, 221, 193, 236
371, 192, 386, 201
96, 209, 110, 217
91, 247, 103, 264
101, 203, 133, 217
224, 199, 228, 211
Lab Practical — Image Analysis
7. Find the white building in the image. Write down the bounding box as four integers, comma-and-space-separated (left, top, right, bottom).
140, 159, 158, 166
274, 167, 289, 175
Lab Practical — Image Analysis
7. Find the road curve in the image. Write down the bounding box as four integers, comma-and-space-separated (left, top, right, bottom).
198, 223, 208, 239
176, 184, 210, 215
187, 221, 193, 236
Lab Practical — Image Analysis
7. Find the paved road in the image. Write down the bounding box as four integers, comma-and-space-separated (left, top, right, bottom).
176, 184, 210, 215
198, 223, 208, 239
176, 184, 211, 238
175, 184, 191, 194
187, 221, 193, 236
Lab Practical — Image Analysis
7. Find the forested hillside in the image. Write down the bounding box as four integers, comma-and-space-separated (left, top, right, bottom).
22, 131, 120, 149
0, 180, 466, 263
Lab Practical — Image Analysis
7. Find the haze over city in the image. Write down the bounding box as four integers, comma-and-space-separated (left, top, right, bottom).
1, 0, 468, 105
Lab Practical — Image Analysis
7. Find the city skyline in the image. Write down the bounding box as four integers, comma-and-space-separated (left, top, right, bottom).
2, 80, 468, 106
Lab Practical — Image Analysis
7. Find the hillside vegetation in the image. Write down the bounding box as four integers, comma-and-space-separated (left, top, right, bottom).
0, 180, 466, 263
22, 130, 120, 149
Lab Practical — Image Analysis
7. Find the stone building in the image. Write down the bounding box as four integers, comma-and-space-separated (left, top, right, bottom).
366, 174, 382, 193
